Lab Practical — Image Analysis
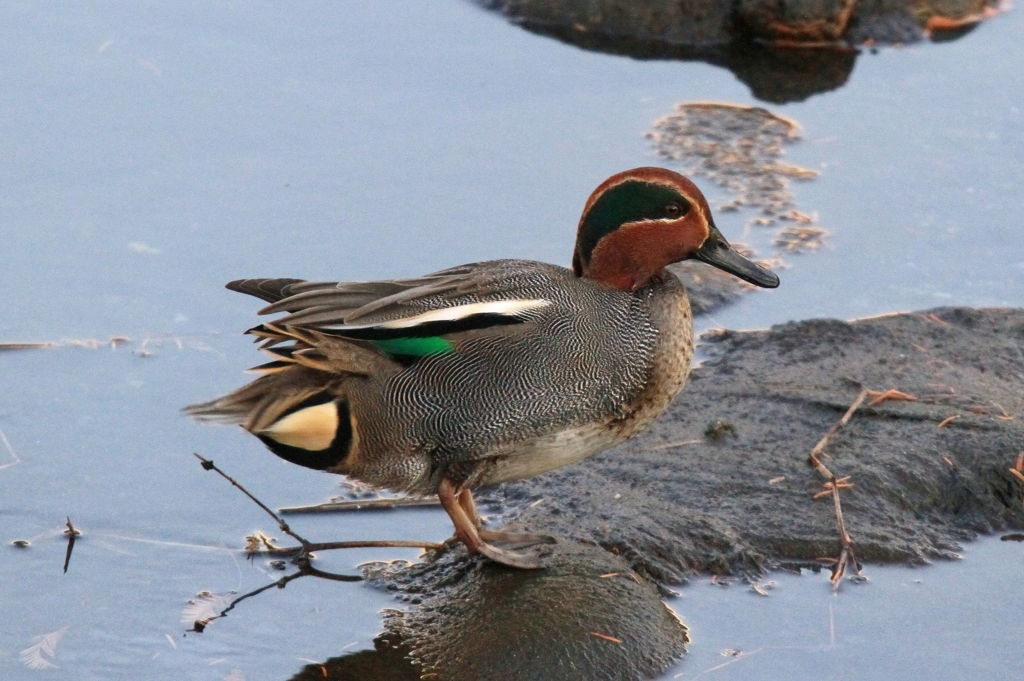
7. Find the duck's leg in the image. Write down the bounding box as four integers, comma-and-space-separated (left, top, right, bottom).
437, 480, 543, 569
458, 488, 556, 549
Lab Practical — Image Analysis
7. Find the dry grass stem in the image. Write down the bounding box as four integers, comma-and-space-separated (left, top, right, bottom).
807, 389, 868, 587
866, 388, 917, 407
590, 632, 623, 643
808, 386, 919, 586
279, 497, 440, 514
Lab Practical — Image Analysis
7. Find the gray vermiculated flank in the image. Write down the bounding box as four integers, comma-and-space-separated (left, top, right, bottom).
191, 260, 681, 495
346, 261, 663, 489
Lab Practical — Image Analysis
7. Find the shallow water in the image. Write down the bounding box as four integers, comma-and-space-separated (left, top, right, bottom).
1, 1, 1022, 679
666, 536, 1024, 680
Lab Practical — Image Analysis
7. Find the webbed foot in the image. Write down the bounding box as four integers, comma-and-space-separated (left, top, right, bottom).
477, 542, 544, 569
479, 528, 557, 549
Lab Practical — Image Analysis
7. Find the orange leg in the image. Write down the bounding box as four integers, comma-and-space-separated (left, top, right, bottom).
458, 488, 483, 528
437, 479, 484, 554
437, 480, 544, 569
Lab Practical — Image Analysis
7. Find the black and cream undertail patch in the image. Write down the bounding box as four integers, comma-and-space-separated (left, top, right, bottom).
255, 393, 353, 471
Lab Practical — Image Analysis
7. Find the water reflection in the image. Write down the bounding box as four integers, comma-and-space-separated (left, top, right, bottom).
185, 454, 689, 680
289, 633, 419, 681
478, 0, 1002, 102
191, 541, 688, 681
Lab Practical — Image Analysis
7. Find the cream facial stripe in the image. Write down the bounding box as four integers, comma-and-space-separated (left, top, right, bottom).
324, 299, 552, 332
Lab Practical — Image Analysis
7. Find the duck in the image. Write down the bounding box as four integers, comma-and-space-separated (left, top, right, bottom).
185, 167, 779, 568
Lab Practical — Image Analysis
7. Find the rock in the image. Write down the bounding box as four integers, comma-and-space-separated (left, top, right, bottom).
315, 307, 1024, 680
381, 542, 688, 681
485, 307, 1024, 581
479, 0, 1003, 102
301, 542, 688, 681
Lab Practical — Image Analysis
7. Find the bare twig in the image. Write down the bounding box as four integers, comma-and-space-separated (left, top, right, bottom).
62, 518, 80, 574
193, 453, 443, 560
808, 389, 868, 474
256, 539, 444, 558
187, 563, 362, 634
279, 497, 440, 514
808, 386, 918, 586
807, 389, 868, 588
193, 453, 310, 551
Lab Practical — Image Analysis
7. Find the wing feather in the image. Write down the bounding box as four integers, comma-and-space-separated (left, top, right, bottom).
231, 261, 563, 338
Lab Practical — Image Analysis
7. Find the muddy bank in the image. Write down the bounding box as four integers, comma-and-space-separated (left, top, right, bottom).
291, 542, 687, 681
483, 306, 1024, 582
479, 0, 1003, 102
299, 307, 1024, 680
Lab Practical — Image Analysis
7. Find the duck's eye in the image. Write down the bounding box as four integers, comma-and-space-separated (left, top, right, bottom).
664, 202, 687, 219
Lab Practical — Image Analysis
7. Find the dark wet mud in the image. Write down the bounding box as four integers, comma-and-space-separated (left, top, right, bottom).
386, 542, 686, 680
288, 541, 687, 681
483, 0, 1002, 46
485, 306, 1024, 582
339, 306, 1024, 680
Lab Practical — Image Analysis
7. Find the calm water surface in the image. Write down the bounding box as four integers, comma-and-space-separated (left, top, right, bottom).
1, 1, 1022, 679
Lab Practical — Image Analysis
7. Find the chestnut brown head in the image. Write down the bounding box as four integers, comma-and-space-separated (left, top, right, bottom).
572, 167, 779, 292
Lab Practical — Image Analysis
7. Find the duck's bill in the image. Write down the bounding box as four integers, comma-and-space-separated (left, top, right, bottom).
692, 225, 780, 288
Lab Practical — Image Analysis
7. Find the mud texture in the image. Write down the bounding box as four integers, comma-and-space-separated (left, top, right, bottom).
649, 103, 816, 221
650, 102, 826, 261
385, 541, 687, 680
479, 0, 1001, 102
326, 307, 1024, 680
481, 307, 1024, 583
303, 541, 688, 681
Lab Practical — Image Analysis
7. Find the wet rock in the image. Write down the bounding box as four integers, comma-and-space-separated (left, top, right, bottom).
648, 103, 818, 227
479, 0, 1002, 102
320, 308, 1024, 680
378, 541, 687, 681
655, 103, 820, 312
483, 307, 1024, 582
290, 544, 687, 680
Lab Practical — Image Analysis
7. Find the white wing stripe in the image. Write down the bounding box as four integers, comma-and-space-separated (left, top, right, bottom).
323, 299, 551, 332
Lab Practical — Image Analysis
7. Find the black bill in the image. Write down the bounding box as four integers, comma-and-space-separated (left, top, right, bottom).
692, 223, 780, 288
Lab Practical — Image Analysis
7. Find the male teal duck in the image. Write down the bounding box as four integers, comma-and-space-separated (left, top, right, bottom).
185, 167, 779, 568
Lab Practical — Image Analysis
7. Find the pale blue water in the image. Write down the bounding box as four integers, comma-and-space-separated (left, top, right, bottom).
1, 1, 1022, 679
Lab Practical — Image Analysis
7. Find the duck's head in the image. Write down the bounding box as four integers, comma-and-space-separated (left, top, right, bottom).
572, 167, 780, 292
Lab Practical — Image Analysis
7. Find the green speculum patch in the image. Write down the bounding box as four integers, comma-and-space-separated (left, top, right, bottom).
373, 336, 455, 358
577, 181, 687, 263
